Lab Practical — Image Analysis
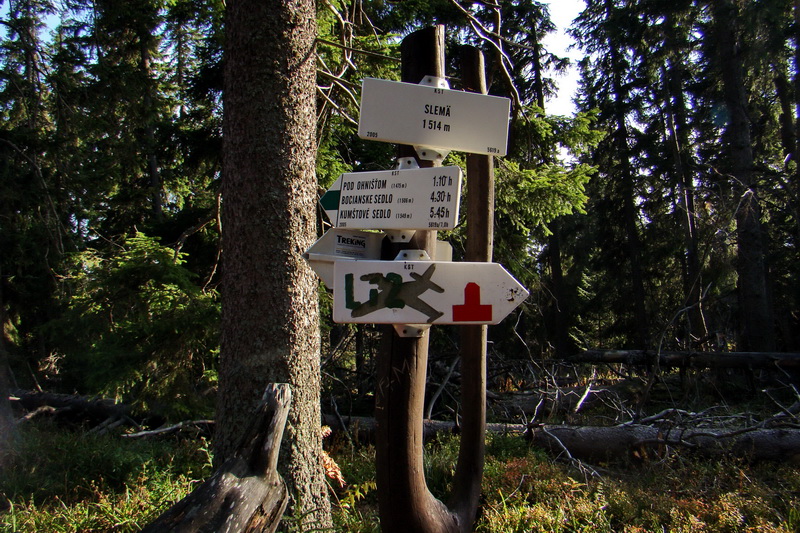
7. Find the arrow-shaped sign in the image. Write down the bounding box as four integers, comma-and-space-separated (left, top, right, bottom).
303, 228, 384, 287
332, 260, 528, 325
358, 77, 511, 157
320, 166, 462, 231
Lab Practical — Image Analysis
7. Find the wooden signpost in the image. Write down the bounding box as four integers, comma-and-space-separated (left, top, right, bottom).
304, 26, 521, 533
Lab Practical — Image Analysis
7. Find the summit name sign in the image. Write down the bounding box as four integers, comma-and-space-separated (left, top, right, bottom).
358, 78, 511, 157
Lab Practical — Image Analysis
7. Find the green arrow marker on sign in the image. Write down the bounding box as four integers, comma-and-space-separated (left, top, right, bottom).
320, 189, 340, 211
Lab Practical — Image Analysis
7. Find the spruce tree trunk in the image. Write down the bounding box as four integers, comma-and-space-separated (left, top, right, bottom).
663, 15, 707, 344
793, 0, 800, 350
547, 221, 570, 357
216, 0, 331, 527
530, 18, 570, 357
605, 0, 648, 348
0, 304, 14, 466
712, 0, 775, 352
139, 41, 163, 221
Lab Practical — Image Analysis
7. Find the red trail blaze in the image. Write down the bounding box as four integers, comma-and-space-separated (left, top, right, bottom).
452, 282, 492, 322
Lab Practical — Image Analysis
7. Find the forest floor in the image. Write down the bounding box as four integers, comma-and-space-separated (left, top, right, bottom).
1, 368, 799, 532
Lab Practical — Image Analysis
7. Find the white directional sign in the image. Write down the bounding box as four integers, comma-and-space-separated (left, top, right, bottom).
320, 166, 462, 231
303, 228, 384, 287
332, 260, 528, 325
358, 77, 511, 157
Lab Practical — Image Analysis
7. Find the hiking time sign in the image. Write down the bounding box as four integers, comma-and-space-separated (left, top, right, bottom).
320, 166, 462, 230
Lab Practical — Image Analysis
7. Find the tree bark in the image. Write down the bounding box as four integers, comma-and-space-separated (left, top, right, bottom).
217, 0, 331, 527
142, 384, 291, 533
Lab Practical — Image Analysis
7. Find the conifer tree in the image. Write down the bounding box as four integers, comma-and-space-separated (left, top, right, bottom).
216, 0, 331, 527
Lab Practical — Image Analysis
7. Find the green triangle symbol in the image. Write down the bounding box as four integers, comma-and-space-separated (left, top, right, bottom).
320, 189, 340, 211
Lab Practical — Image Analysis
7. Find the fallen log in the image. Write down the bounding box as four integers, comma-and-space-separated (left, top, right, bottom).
10, 390, 217, 438
322, 414, 800, 464
566, 349, 800, 370
11, 389, 132, 426
492, 385, 618, 421
141, 383, 291, 533
321, 414, 525, 444
529, 424, 800, 464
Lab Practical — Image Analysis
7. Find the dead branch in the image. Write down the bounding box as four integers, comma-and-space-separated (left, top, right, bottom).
316, 38, 400, 62
141, 384, 291, 533
123, 420, 215, 439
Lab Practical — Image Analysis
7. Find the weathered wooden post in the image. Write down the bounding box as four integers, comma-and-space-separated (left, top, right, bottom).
449, 45, 494, 526
373, 34, 500, 533
373, 25, 453, 533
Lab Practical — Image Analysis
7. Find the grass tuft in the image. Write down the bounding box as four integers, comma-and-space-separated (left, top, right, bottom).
0, 421, 211, 532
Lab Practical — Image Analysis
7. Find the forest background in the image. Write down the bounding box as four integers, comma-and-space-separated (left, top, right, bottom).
2, 0, 797, 417
1, 0, 800, 529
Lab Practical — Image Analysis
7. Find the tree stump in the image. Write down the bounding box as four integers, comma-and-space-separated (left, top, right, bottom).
141, 383, 292, 533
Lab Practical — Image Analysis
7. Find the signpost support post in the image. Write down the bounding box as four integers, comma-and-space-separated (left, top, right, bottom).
374, 24, 450, 533
309, 25, 519, 533
451, 44, 493, 524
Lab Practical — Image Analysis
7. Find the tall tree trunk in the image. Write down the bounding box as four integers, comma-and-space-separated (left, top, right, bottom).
530, 17, 545, 111
139, 40, 163, 221
793, 0, 800, 349
0, 268, 16, 467
774, 69, 795, 162
530, 15, 570, 357
663, 13, 707, 344
605, 0, 648, 349
772, 65, 799, 350
216, 0, 331, 528
712, 0, 775, 352
795, 0, 800, 237
547, 220, 570, 357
